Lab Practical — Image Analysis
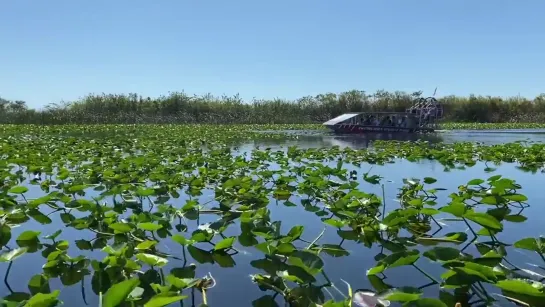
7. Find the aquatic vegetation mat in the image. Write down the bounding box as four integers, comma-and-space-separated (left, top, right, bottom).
439, 122, 545, 130
0, 125, 544, 306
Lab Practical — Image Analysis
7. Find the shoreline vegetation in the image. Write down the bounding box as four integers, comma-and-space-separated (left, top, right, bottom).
3, 122, 545, 132
2, 89, 545, 125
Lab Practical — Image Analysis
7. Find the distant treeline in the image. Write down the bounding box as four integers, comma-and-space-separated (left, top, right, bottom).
1, 90, 545, 124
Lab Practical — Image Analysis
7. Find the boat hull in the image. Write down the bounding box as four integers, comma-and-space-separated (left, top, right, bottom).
325, 124, 433, 134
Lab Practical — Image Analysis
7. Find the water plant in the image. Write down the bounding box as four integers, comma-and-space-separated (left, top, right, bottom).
0, 124, 544, 306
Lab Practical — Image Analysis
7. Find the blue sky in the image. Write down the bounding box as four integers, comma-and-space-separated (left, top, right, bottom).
1, 0, 544, 109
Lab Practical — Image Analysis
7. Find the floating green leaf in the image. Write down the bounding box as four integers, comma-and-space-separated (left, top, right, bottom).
496, 279, 545, 297
322, 218, 345, 228
8, 186, 28, 194
108, 222, 134, 233
464, 212, 503, 231
423, 247, 461, 262
504, 214, 527, 223
171, 234, 194, 246
136, 240, 158, 250
381, 250, 420, 269
366, 264, 386, 276
467, 179, 484, 185
214, 237, 235, 250
28, 274, 50, 295
385, 290, 421, 302
137, 222, 163, 231
440, 202, 466, 217
0, 247, 28, 262
514, 237, 540, 252
136, 253, 168, 267
102, 278, 140, 307
25, 290, 60, 307
504, 193, 528, 202
416, 232, 468, 245
423, 177, 437, 184
288, 250, 324, 276
144, 293, 187, 307
17, 231, 41, 241
287, 226, 304, 241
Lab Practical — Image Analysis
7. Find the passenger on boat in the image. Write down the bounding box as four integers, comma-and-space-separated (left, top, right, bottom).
393, 117, 398, 127
385, 116, 393, 127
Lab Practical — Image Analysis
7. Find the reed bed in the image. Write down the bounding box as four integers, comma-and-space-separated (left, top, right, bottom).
2, 90, 545, 125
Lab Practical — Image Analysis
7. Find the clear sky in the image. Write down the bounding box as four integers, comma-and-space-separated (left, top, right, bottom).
1, 0, 544, 109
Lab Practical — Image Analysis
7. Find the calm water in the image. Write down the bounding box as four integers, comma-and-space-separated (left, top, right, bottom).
3, 130, 545, 306
254, 128, 545, 147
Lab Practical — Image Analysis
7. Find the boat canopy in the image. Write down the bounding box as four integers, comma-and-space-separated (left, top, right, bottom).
323, 113, 360, 126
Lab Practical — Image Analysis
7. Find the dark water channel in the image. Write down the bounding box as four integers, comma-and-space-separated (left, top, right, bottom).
3, 130, 545, 306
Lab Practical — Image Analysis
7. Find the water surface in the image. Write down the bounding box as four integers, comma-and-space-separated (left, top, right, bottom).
2, 129, 544, 306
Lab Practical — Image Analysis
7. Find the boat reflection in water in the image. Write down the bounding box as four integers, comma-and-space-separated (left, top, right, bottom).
322, 132, 444, 149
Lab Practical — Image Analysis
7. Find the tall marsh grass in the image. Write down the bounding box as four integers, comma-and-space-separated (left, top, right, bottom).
1, 90, 545, 125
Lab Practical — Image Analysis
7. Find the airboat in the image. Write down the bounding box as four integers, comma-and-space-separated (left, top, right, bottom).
323, 97, 444, 134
